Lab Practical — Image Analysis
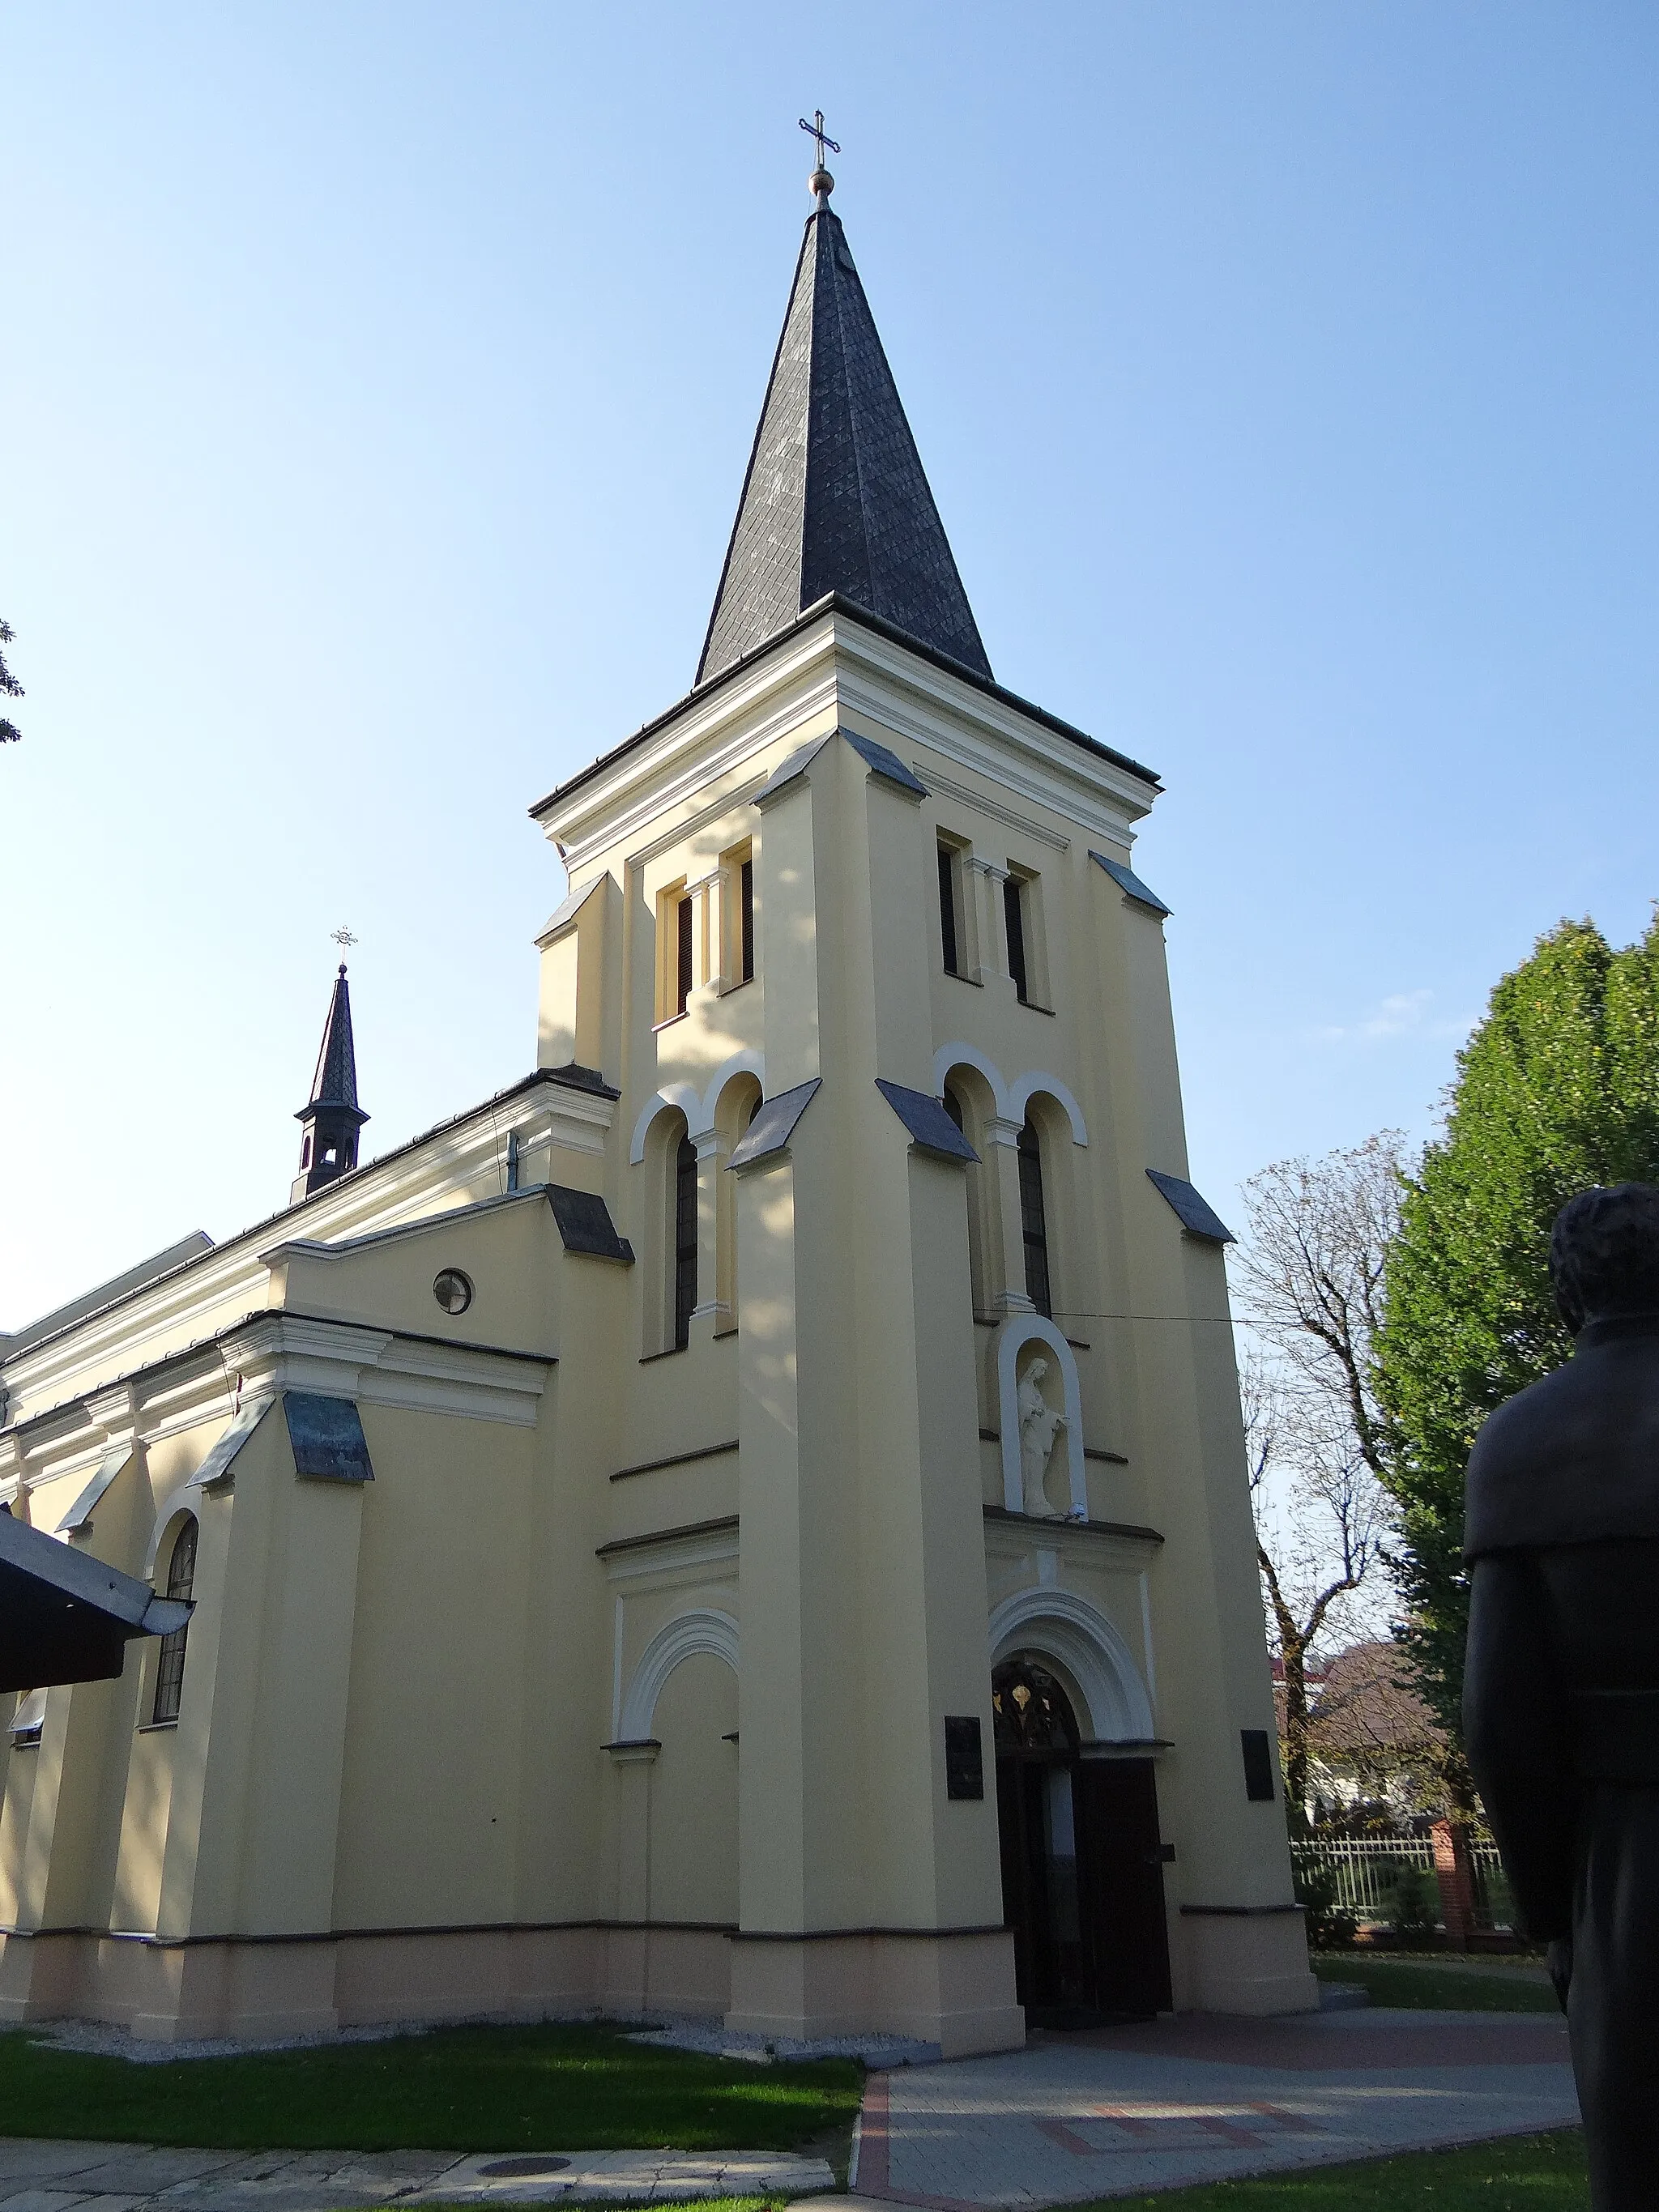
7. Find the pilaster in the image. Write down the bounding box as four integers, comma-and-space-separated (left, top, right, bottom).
982, 1115, 1037, 1315
730, 728, 1018, 2052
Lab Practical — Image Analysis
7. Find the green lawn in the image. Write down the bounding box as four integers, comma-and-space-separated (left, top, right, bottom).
1098, 2127, 1584, 2207
0, 2021, 862, 2157
1311, 1954, 1559, 2013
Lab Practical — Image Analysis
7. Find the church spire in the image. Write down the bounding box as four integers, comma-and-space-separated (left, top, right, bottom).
696, 146, 992, 687
291, 964, 369, 1203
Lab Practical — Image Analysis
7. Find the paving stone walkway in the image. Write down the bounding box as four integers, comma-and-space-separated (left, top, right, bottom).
846, 2008, 1581, 2207
0, 2140, 834, 2211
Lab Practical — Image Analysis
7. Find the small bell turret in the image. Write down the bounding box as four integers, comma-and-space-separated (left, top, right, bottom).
292, 964, 369, 1202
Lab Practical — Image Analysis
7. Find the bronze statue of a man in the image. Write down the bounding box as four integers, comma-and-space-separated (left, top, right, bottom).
1464, 1182, 1659, 2211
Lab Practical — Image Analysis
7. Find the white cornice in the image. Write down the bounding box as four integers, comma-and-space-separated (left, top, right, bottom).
551, 639, 840, 877
601, 1526, 740, 1585
10, 1315, 553, 1492
221, 1313, 551, 1428
2, 1078, 603, 1430
539, 612, 1158, 882
983, 1514, 1162, 1571
922, 769, 1071, 854
832, 640, 1151, 847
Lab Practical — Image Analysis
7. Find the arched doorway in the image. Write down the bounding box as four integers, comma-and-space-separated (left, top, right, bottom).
993, 1656, 1173, 2023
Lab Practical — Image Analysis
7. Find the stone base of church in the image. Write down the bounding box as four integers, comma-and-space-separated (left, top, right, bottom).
0, 1924, 736, 2042
1178, 1912, 1320, 2014
724, 1929, 1024, 2058
3, 1918, 1313, 2039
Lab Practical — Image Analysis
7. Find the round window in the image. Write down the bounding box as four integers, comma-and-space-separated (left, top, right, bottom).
433, 1268, 473, 1315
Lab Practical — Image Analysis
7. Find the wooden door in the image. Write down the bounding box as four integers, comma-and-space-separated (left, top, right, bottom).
996, 1756, 1094, 2014
1073, 1758, 1173, 2016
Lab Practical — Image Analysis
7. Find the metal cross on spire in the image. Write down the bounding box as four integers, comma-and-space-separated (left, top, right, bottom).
331, 926, 357, 972
798, 109, 840, 204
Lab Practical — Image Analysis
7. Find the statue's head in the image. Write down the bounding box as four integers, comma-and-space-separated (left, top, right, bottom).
1026, 1357, 1048, 1384
1550, 1183, 1659, 1333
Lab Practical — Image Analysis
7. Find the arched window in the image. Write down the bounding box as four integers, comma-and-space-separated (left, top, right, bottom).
151, 1518, 198, 1725
673, 1134, 698, 1349
1017, 1118, 1051, 1318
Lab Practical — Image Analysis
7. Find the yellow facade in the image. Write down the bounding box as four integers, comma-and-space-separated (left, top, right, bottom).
1, 600, 1315, 2052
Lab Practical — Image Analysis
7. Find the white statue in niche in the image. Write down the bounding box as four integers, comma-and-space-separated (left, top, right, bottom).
1017, 1357, 1069, 1519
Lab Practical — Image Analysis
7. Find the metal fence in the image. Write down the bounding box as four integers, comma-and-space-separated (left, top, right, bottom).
1290, 1836, 1513, 1933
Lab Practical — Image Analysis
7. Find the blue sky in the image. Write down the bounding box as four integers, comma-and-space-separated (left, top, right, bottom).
5, 2, 1657, 1327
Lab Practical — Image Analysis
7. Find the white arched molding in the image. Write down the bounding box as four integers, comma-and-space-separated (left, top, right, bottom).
618, 1607, 740, 1741
629, 1083, 701, 1165
932, 1042, 1010, 1120
629, 1055, 766, 1165
1007, 1072, 1089, 1147
994, 1314, 1087, 1518
989, 1587, 1155, 1743
700, 1051, 765, 1134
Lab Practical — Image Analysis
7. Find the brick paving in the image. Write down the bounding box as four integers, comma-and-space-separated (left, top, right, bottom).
845, 2008, 1580, 2207
0, 2141, 834, 2211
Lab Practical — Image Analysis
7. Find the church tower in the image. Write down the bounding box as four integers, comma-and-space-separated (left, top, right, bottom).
291, 965, 368, 1201
531, 150, 1312, 2047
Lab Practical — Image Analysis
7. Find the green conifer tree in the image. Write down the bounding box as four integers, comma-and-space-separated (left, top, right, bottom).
1375, 914, 1659, 1789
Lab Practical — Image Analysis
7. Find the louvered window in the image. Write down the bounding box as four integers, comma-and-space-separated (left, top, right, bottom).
1004, 876, 1030, 1003
938, 845, 960, 974
676, 895, 694, 1016
1018, 1120, 1051, 1319
673, 1136, 698, 1349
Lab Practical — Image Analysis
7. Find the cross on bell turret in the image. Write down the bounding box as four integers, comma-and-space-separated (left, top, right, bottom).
292, 961, 369, 1202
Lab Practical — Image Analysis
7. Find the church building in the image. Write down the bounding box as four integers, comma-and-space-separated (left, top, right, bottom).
0, 160, 1315, 2053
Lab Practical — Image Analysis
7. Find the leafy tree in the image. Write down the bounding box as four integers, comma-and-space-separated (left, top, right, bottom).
0, 620, 21, 744
1375, 914, 1659, 1785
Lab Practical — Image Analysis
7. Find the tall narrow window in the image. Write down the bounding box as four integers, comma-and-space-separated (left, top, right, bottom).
676, 894, 694, 1016
1004, 876, 1030, 1003
674, 1135, 698, 1349
151, 1518, 198, 1725
740, 857, 755, 982
1018, 1119, 1052, 1319
943, 1082, 987, 1312
938, 845, 960, 975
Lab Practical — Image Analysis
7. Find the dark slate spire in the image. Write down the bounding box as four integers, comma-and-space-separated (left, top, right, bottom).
292, 965, 369, 1203
697, 180, 992, 687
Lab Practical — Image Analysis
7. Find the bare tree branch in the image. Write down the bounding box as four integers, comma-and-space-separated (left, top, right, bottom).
1232, 1140, 1410, 1818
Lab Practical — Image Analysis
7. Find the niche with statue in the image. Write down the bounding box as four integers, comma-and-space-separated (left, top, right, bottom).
993, 1317, 1087, 1520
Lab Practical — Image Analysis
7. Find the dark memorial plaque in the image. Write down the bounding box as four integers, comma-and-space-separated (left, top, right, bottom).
945, 1715, 984, 1800
1240, 1728, 1276, 1802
